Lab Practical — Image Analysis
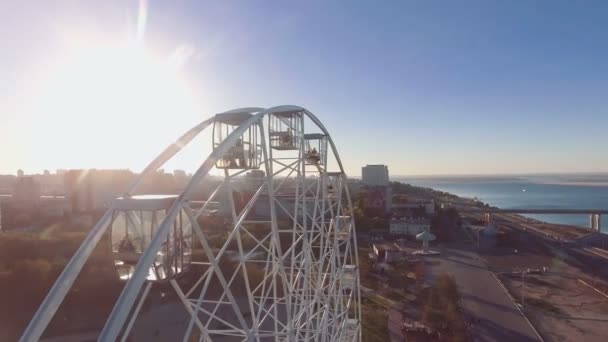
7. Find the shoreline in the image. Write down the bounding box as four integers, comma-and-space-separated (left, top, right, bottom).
416, 184, 597, 240
401, 177, 608, 230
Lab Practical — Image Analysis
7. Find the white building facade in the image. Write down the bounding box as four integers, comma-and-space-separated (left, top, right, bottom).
392, 200, 435, 215
389, 218, 430, 236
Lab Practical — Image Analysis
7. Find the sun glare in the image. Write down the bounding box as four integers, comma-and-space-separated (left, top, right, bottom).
29, 39, 201, 171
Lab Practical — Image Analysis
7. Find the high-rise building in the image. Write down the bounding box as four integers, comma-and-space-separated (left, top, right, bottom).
362, 165, 391, 212
1, 176, 70, 230
12, 176, 41, 203
173, 169, 188, 188
361, 164, 389, 186
64, 169, 135, 213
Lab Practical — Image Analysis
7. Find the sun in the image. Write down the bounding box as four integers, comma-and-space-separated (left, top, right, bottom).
28, 39, 202, 171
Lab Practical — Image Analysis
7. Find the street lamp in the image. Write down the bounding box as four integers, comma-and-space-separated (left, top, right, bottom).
521, 270, 526, 308
515, 267, 528, 308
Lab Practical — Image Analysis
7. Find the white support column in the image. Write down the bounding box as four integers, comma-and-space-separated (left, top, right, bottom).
121, 282, 152, 342
590, 214, 600, 231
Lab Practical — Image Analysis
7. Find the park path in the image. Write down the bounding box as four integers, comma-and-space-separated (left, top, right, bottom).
387, 304, 405, 342
429, 241, 542, 342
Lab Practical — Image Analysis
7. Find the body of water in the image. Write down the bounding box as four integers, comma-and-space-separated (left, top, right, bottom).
398, 174, 608, 232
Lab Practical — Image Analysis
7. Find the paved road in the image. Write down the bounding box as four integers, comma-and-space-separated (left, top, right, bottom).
429, 241, 543, 342
387, 305, 405, 342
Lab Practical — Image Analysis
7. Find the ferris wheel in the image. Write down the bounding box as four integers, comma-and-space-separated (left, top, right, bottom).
21, 106, 361, 342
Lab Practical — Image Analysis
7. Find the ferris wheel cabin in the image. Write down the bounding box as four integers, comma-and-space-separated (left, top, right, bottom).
341, 264, 357, 291
304, 133, 328, 166
326, 172, 344, 197
213, 112, 261, 169
110, 195, 193, 282
332, 215, 353, 239
268, 110, 303, 150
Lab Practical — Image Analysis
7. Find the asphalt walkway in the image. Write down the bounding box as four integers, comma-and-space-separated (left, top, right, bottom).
430, 241, 543, 342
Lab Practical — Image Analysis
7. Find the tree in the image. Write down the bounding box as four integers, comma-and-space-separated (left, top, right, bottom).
370, 216, 388, 230
422, 289, 442, 330
430, 208, 462, 242
437, 274, 458, 300
412, 205, 426, 218
353, 207, 370, 232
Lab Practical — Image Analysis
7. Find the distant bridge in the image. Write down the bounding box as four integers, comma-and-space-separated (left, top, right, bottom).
455, 207, 607, 230
458, 208, 608, 215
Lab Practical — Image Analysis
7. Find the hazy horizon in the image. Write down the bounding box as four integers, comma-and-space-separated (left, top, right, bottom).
5, 169, 608, 180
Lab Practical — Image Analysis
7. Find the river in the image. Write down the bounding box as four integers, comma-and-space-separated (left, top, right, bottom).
397, 174, 608, 232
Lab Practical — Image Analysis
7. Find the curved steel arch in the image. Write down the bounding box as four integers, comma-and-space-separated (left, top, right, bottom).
21, 105, 361, 342
129, 106, 267, 194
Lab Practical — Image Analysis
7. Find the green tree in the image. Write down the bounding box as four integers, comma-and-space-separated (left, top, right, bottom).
431, 208, 462, 242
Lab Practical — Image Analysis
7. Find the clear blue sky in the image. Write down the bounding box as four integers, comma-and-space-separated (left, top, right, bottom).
1, 1, 607, 176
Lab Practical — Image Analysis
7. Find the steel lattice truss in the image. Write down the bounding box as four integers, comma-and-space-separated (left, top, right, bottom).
21, 106, 361, 342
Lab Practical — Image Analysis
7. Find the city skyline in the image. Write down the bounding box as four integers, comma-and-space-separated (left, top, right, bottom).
2, 1, 608, 176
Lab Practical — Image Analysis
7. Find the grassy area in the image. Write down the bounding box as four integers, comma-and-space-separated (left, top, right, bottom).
358, 245, 433, 341
526, 297, 562, 314
362, 308, 389, 342
0, 226, 123, 340
420, 273, 468, 342
357, 245, 401, 342
364, 294, 392, 310
524, 275, 559, 288
361, 295, 391, 342
386, 289, 407, 302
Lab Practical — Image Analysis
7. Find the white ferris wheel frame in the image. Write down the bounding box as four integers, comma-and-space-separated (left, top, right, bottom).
20, 105, 361, 342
